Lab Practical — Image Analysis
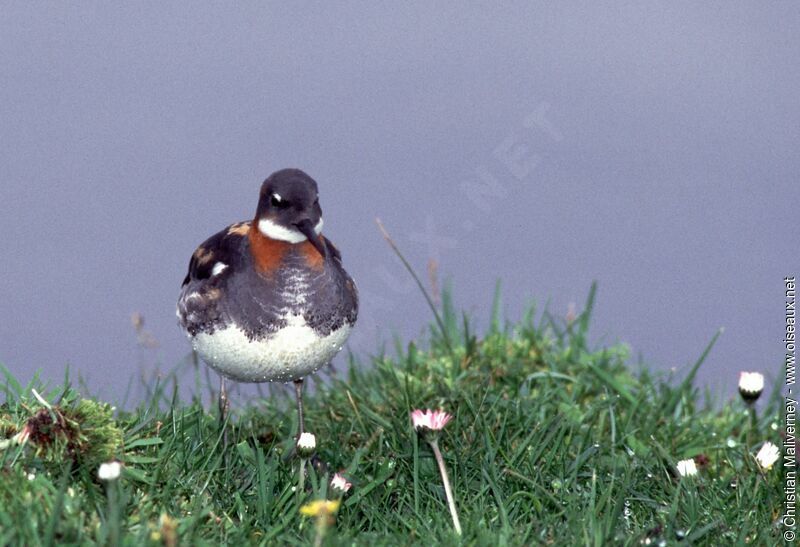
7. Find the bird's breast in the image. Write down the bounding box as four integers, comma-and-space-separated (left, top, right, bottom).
191, 313, 352, 383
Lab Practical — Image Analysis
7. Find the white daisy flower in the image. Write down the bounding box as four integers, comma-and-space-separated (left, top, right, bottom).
97, 461, 122, 481
738, 372, 765, 403
296, 432, 316, 458
676, 458, 698, 477
755, 441, 780, 471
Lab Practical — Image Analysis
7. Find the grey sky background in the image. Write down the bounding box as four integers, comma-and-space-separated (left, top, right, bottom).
1, 4, 797, 402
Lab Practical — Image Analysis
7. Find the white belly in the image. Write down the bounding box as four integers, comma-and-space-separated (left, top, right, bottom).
191, 314, 352, 383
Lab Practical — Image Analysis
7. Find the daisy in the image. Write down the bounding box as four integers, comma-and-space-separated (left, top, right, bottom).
755, 441, 780, 471
411, 408, 461, 535
410, 409, 453, 433
98, 460, 122, 481
738, 372, 765, 403
330, 472, 352, 494
297, 432, 316, 458
676, 458, 698, 477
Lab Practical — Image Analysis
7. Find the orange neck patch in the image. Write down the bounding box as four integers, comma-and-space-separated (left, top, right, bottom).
248, 225, 289, 275
300, 239, 326, 271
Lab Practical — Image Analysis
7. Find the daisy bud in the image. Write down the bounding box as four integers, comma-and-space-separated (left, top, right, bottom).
738, 372, 765, 403
676, 458, 698, 477
330, 472, 352, 494
97, 460, 122, 481
297, 432, 316, 458
755, 441, 780, 471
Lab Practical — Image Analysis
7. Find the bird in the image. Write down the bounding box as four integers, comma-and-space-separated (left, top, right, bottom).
177, 168, 358, 440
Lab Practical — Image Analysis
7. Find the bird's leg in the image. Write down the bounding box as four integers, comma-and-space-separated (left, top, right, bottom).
219, 376, 230, 440
294, 378, 307, 493
214, 376, 232, 459
294, 378, 305, 436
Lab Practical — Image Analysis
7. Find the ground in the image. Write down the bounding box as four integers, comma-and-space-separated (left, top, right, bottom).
0, 286, 787, 545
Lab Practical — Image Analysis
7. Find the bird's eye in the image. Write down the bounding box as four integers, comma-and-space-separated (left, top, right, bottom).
271, 193, 288, 208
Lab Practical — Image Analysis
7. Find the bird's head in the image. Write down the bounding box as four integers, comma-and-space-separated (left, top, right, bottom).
254, 168, 326, 258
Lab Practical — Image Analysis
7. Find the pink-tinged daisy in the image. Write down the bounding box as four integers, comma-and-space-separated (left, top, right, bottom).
410, 409, 453, 432
410, 408, 461, 535
330, 472, 352, 494
755, 441, 780, 471
738, 372, 765, 403
676, 458, 698, 478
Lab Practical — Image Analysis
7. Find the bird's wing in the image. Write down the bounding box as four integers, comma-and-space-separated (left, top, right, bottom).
177, 221, 251, 335
181, 221, 251, 286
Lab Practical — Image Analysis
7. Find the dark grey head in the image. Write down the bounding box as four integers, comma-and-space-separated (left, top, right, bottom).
254, 169, 326, 257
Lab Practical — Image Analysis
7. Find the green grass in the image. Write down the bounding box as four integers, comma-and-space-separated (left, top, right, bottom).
0, 285, 787, 545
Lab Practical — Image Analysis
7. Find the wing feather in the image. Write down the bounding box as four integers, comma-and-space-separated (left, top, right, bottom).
177, 221, 250, 335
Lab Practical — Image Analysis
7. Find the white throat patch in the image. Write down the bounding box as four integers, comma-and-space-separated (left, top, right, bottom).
257, 218, 324, 243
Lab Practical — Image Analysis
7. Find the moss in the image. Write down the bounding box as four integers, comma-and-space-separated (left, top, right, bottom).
21, 399, 123, 468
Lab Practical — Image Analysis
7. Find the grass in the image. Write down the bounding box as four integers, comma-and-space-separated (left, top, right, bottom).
0, 284, 787, 545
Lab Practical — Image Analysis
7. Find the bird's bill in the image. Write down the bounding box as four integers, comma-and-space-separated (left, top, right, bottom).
295, 219, 327, 259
